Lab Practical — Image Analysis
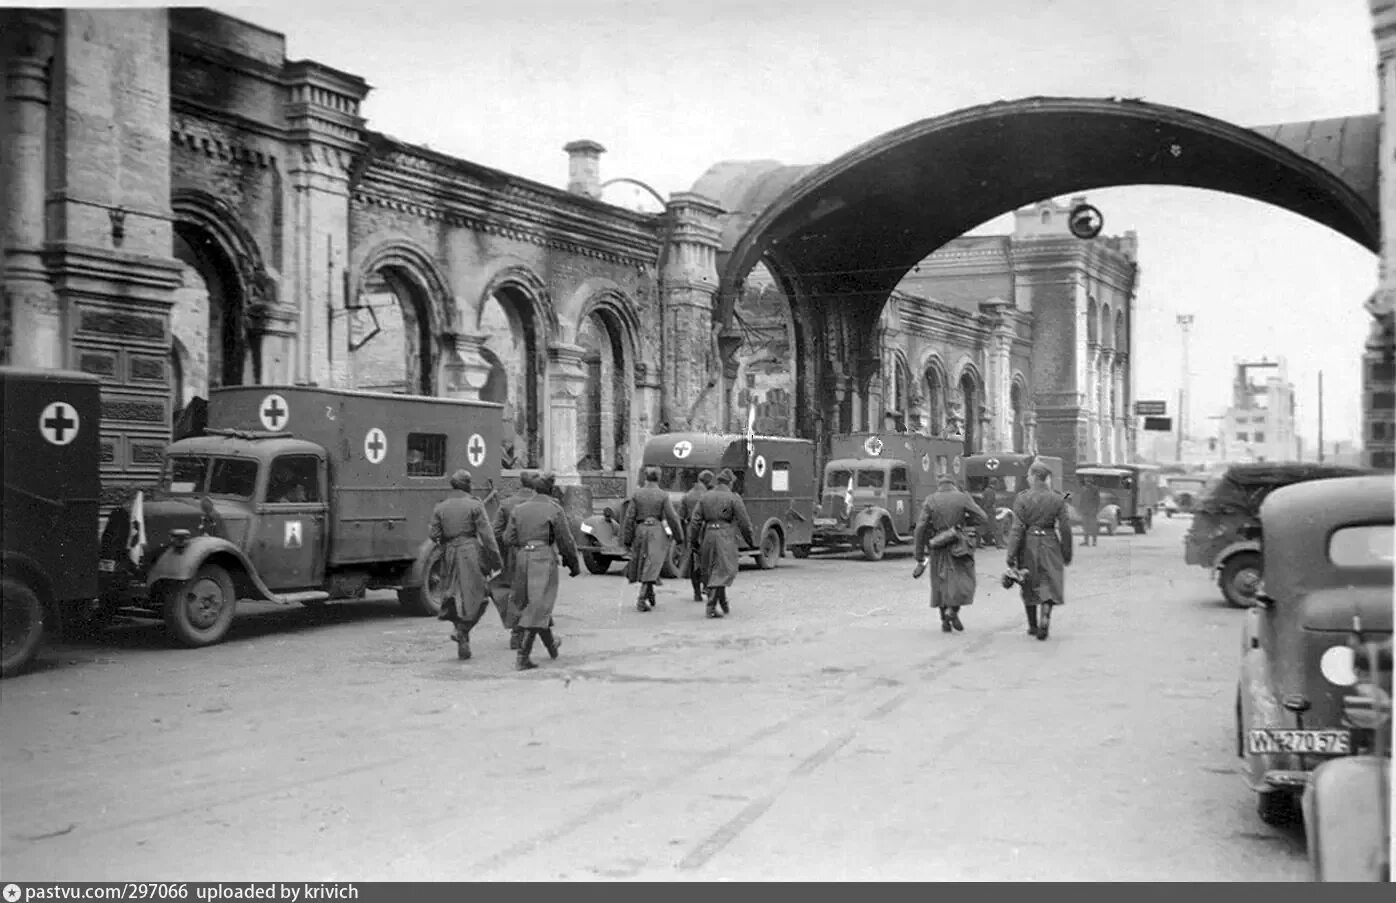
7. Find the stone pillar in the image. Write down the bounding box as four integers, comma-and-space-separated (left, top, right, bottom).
284, 61, 371, 388
0, 10, 59, 366
860, 354, 883, 434
633, 360, 663, 478
440, 332, 496, 401
824, 368, 849, 435
1099, 348, 1115, 462
547, 343, 589, 481
1023, 411, 1039, 456
981, 299, 1016, 449
249, 305, 300, 384
1368, 0, 1396, 470
659, 192, 723, 430
1084, 342, 1100, 461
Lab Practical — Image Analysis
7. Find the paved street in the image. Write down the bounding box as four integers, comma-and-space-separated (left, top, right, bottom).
0, 515, 1307, 882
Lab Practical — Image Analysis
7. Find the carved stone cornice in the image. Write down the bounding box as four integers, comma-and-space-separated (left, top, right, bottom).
170, 126, 275, 169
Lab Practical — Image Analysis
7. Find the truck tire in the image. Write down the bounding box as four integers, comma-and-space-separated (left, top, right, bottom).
398, 547, 445, 616
161, 562, 238, 648
1219, 552, 1262, 609
2, 577, 45, 679
757, 528, 781, 570
860, 525, 886, 561
583, 551, 613, 575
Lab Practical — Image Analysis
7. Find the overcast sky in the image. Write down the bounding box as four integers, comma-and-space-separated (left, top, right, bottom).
220, 0, 1379, 448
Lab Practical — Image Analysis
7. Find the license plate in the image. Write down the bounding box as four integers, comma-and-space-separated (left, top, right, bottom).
1246, 729, 1351, 756
98, 559, 117, 573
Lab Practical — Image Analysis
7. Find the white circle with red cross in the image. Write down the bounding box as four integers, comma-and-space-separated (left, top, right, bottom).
364, 428, 387, 464
753, 455, 767, 478
259, 393, 290, 431
39, 402, 80, 446
673, 440, 693, 459
467, 433, 487, 468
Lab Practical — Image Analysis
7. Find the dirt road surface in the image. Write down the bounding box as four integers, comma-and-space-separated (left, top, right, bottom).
1, 516, 1308, 881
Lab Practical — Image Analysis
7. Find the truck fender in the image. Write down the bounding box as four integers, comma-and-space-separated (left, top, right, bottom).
1212, 540, 1261, 574
1302, 756, 1391, 881
850, 507, 891, 535
756, 517, 785, 547
581, 513, 620, 546
1, 551, 54, 607
146, 536, 277, 602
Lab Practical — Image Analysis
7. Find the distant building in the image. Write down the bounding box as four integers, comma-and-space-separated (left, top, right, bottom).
1217, 357, 1297, 464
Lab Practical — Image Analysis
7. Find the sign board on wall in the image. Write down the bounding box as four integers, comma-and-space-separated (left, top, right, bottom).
1134, 401, 1168, 417
1143, 416, 1173, 432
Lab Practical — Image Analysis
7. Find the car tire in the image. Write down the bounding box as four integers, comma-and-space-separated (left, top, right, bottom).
161, 562, 238, 648
861, 525, 886, 561
757, 528, 781, 570
1256, 789, 1296, 827
1220, 552, 1262, 609
583, 551, 613, 575
1, 577, 45, 679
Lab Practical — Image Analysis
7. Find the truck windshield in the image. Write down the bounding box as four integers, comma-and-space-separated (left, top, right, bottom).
164, 455, 259, 499
826, 469, 853, 489
658, 466, 707, 492
856, 470, 885, 489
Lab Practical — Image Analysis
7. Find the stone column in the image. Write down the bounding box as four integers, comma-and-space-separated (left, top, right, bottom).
824, 368, 849, 435
440, 332, 496, 401
659, 192, 723, 430
1022, 411, 1039, 456
1084, 342, 1100, 461
1368, 0, 1396, 470
860, 354, 884, 434
1, 11, 59, 366
250, 305, 300, 384
981, 299, 1016, 449
547, 342, 589, 481
632, 360, 663, 476
1098, 348, 1115, 462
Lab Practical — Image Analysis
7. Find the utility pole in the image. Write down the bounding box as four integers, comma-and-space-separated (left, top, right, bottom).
1176, 314, 1194, 462
1318, 370, 1325, 463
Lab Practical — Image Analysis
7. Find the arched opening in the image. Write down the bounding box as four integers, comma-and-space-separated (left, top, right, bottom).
479, 286, 542, 469
924, 364, 947, 436
959, 370, 980, 455
1010, 380, 1025, 452
172, 222, 250, 395
732, 262, 798, 436
349, 267, 435, 395
576, 307, 630, 472
890, 353, 912, 431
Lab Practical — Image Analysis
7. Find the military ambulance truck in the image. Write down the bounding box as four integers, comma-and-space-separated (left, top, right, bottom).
96, 385, 501, 648
577, 432, 817, 572
812, 431, 964, 561
2, 367, 102, 678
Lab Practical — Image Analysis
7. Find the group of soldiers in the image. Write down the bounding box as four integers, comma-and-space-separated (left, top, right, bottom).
912, 460, 1073, 640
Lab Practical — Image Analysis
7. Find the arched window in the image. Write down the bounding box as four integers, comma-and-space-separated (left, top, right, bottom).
925, 366, 946, 436
172, 224, 250, 394
959, 371, 980, 455
894, 356, 912, 426
1086, 297, 1099, 345
576, 308, 629, 472
479, 287, 542, 469
349, 268, 435, 395
1010, 381, 1024, 452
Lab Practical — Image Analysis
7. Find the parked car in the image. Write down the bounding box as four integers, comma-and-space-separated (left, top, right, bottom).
1234, 474, 1393, 827
1185, 462, 1374, 607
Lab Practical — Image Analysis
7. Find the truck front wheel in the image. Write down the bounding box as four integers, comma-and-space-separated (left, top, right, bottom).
756, 528, 781, 570
860, 525, 886, 561
161, 562, 238, 648
1, 577, 45, 679
583, 551, 613, 575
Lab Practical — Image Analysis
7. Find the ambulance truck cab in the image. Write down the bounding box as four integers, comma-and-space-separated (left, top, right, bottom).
96, 385, 502, 647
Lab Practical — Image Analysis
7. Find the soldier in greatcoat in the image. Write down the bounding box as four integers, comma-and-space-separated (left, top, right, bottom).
502, 474, 581, 670
912, 475, 988, 633
1077, 477, 1102, 547
492, 471, 538, 650
679, 469, 715, 601
622, 467, 685, 612
429, 470, 504, 661
1006, 460, 1074, 640
688, 468, 755, 620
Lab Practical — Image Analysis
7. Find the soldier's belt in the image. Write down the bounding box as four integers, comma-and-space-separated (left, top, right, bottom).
520, 542, 550, 550
640, 516, 659, 525
1026, 528, 1053, 535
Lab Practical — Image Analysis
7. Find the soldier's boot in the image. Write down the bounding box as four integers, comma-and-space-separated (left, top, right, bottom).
455, 624, 472, 661
647, 583, 658, 607
540, 628, 562, 660
949, 607, 964, 632
1024, 603, 1039, 636
691, 571, 704, 602
516, 630, 538, 670
1037, 603, 1052, 641
718, 587, 730, 615
636, 585, 652, 612
509, 627, 524, 651
706, 589, 721, 619
940, 607, 953, 633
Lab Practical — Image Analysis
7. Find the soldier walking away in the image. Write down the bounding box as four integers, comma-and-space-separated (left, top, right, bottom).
1078, 477, 1101, 547
912, 475, 988, 633
623, 467, 685, 612
429, 470, 504, 661
493, 471, 539, 650
979, 478, 1000, 548
502, 474, 582, 670
679, 470, 715, 601
1006, 461, 1074, 640
688, 468, 755, 619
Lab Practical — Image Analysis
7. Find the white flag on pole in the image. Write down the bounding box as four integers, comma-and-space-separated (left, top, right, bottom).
127, 490, 148, 566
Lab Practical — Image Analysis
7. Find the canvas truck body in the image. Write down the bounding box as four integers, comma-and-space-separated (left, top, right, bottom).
812, 432, 963, 561
1, 367, 102, 678
1235, 475, 1392, 832
96, 385, 502, 647
578, 432, 816, 573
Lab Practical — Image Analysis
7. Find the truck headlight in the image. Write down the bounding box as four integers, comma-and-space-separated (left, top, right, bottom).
1320, 645, 1357, 687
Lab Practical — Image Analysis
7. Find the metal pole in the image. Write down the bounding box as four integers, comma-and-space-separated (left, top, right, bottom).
1176, 315, 1194, 463
1318, 370, 1325, 463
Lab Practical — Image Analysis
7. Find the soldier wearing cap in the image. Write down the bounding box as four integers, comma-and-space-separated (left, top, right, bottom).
1005, 460, 1074, 640
502, 471, 581, 670
492, 471, 539, 650
688, 468, 754, 619
622, 467, 685, 612
429, 469, 503, 661
912, 474, 989, 633
679, 469, 715, 601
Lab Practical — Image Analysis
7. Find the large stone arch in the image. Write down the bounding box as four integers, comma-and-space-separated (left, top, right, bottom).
349, 236, 456, 395
717, 97, 1378, 330
917, 350, 951, 437
1010, 371, 1030, 453
475, 264, 556, 470
570, 281, 642, 473
952, 357, 986, 454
